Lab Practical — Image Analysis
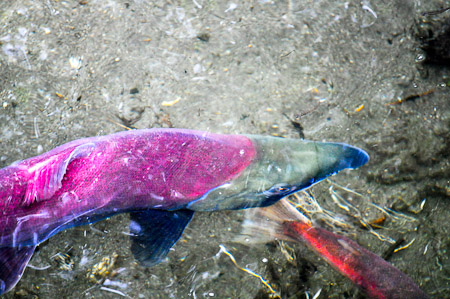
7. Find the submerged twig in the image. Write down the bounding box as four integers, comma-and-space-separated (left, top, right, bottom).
99, 286, 129, 297
218, 245, 280, 298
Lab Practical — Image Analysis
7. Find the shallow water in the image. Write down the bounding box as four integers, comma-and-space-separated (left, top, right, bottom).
0, 0, 449, 298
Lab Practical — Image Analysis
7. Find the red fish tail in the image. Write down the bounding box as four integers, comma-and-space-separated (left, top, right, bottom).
234, 198, 311, 244
285, 222, 428, 299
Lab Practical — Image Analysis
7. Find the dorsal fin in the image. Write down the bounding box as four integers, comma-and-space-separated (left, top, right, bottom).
22, 143, 96, 206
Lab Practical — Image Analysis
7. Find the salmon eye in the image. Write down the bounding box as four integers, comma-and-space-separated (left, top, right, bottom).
263, 183, 292, 196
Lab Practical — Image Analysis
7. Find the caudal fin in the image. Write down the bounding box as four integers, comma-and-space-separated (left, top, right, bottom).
0, 246, 35, 295
234, 198, 311, 244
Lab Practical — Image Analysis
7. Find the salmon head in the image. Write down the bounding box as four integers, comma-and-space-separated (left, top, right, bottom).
187, 134, 369, 211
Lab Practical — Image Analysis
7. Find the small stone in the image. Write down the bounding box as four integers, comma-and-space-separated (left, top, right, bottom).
197, 33, 210, 42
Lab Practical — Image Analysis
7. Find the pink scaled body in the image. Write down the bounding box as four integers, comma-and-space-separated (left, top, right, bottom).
0, 129, 255, 248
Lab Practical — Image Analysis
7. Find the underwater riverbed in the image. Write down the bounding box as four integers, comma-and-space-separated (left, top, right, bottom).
0, 0, 449, 298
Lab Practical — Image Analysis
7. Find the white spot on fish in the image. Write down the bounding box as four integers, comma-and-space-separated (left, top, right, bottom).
218, 182, 232, 189
150, 192, 164, 201
170, 189, 184, 199
129, 220, 142, 234
59, 191, 79, 204
60, 192, 70, 203
239, 149, 245, 156
337, 238, 359, 255
12, 228, 18, 247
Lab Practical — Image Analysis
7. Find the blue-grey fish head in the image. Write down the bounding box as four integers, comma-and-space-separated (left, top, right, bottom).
187, 135, 369, 211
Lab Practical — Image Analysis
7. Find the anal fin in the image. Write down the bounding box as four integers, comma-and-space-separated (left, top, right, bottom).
0, 246, 36, 295
129, 209, 194, 267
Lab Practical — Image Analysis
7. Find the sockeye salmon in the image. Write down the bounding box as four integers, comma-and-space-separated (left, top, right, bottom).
0, 128, 369, 295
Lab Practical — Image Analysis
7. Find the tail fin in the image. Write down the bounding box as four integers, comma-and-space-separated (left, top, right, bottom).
234, 198, 311, 244
236, 199, 429, 299
0, 246, 36, 295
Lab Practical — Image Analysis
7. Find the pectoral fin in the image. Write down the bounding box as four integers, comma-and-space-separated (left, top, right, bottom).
129, 209, 194, 267
0, 246, 36, 295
